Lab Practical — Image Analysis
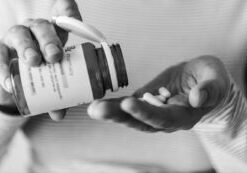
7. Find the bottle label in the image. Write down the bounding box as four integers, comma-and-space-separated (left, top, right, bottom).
19, 45, 94, 115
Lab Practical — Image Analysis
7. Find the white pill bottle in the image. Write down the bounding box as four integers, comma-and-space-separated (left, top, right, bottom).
9, 16, 128, 116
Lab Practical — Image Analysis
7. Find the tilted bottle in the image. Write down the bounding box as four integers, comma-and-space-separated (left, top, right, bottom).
9, 42, 128, 116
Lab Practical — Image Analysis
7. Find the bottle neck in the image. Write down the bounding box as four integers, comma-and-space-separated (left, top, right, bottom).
96, 44, 128, 91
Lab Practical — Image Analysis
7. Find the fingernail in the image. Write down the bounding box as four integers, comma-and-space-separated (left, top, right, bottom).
4, 77, 13, 93
24, 48, 40, 62
45, 44, 63, 63
87, 100, 100, 116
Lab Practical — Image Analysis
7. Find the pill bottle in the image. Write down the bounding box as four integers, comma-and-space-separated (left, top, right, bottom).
9, 42, 128, 116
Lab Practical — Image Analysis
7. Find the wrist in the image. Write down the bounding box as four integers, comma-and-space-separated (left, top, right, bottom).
193, 74, 245, 130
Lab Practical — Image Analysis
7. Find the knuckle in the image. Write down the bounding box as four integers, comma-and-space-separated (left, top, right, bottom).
30, 19, 50, 27
6, 38, 34, 52
8, 25, 29, 34
5, 26, 33, 48
16, 39, 33, 47
43, 36, 61, 44
40, 35, 61, 46
29, 19, 61, 46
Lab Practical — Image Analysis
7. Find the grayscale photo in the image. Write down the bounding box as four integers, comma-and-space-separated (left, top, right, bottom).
0, 0, 245, 172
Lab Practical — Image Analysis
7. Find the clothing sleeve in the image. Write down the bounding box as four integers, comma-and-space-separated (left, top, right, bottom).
0, 0, 30, 161
193, 76, 247, 173
0, 112, 26, 162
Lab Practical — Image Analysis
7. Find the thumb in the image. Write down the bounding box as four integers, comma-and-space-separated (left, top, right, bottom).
52, 0, 82, 20
52, 0, 82, 45
48, 109, 67, 121
189, 80, 222, 108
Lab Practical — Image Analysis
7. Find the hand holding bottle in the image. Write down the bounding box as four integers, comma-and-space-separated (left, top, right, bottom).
0, 0, 82, 120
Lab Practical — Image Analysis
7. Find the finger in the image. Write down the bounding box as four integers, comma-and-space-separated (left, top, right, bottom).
142, 92, 164, 106
0, 43, 12, 93
122, 97, 205, 130
120, 97, 175, 129
133, 63, 185, 97
48, 109, 67, 121
4, 25, 42, 66
189, 80, 223, 108
28, 19, 63, 63
88, 99, 159, 132
52, 0, 82, 44
167, 94, 189, 106
52, 0, 82, 21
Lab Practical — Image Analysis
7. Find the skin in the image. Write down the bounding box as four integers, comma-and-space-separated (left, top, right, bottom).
88, 56, 230, 132
0, 0, 82, 121
0, 1, 231, 132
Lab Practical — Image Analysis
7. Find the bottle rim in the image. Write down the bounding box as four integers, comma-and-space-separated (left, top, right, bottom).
96, 43, 128, 92
111, 44, 128, 88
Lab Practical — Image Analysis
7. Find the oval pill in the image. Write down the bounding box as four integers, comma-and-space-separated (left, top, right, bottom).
142, 92, 164, 106
159, 87, 171, 98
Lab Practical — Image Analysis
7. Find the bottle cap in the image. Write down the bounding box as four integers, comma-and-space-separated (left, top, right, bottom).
51, 16, 106, 43
52, 16, 119, 91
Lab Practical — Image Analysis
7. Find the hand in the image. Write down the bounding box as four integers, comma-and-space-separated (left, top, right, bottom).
0, 0, 82, 120
87, 56, 230, 132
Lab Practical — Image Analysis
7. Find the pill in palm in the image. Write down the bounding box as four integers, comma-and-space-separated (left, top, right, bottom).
142, 92, 164, 106
156, 94, 167, 102
139, 95, 165, 103
158, 87, 171, 98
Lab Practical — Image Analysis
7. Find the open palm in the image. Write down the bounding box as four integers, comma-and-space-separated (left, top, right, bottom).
88, 56, 230, 132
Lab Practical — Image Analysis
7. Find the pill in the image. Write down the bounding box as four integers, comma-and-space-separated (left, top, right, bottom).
142, 92, 164, 106
139, 95, 166, 103
156, 94, 167, 102
159, 87, 171, 98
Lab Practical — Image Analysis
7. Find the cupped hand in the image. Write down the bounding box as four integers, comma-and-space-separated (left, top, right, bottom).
0, 0, 82, 120
88, 56, 230, 132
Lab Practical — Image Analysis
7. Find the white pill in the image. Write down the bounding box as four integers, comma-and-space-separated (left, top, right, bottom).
142, 92, 164, 106
156, 95, 167, 102
159, 87, 171, 98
